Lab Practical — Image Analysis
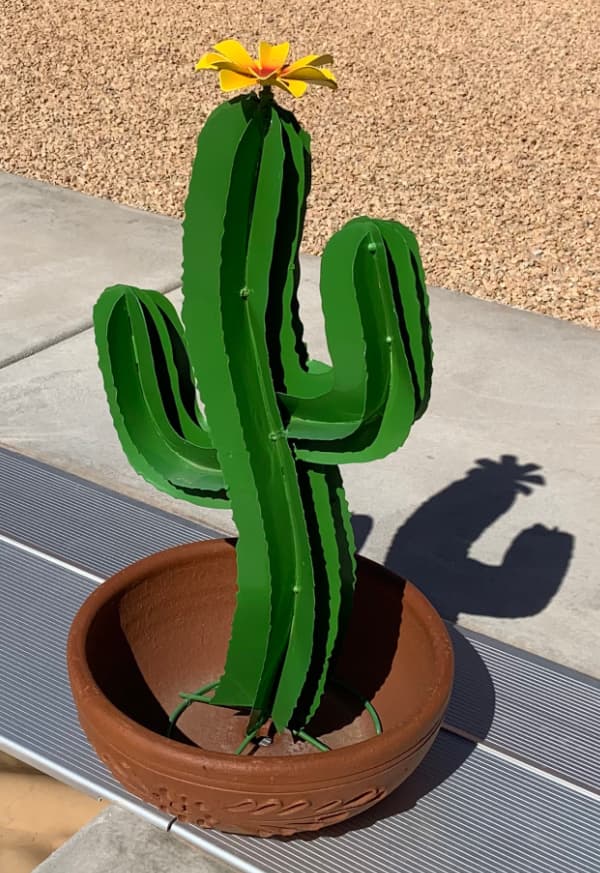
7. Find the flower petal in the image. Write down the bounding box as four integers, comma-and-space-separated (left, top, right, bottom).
276, 77, 308, 98
272, 78, 293, 95
195, 51, 225, 70
283, 53, 333, 74
218, 69, 259, 92
284, 66, 337, 88
205, 59, 253, 72
213, 39, 255, 70
258, 41, 290, 73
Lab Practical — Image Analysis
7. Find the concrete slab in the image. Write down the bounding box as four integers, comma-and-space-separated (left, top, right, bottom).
0, 173, 181, 368
33, 806, 233, 873
1, 259, 599, 677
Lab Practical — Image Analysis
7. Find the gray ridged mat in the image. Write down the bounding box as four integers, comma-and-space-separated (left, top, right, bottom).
1, 447, 599, 873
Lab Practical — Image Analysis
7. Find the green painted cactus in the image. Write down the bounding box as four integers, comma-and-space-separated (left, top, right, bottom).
94, 89, 432, 736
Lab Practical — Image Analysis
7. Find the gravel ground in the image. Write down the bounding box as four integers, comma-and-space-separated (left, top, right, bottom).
2, 1, 598, 327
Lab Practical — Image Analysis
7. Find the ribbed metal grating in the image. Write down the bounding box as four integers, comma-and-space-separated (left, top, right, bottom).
173, 734, 600, 873
1, 447, 599, 792
0, 447, 215, 577
1, 446, 600, 872
0, 542, 170, 830
447, 625, 600, 791
1, 542, 598, 873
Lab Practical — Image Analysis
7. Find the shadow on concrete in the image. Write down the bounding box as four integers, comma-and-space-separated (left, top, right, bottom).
354, 454, 574, 622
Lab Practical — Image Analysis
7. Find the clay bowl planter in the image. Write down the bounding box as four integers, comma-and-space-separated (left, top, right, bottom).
68, 538, 453, 837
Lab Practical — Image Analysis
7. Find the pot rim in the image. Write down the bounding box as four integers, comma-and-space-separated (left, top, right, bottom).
67, 538, 454, 781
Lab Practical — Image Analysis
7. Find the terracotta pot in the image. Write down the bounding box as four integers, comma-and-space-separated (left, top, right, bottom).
67, 539, 453, 837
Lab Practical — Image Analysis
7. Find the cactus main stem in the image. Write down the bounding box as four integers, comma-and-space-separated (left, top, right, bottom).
181, 94, 357, 730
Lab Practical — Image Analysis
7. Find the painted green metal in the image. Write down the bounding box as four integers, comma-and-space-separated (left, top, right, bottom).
93, 90, 432, 733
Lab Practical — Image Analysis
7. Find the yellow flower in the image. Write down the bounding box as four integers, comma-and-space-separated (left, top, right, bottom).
196, 39, 337, 98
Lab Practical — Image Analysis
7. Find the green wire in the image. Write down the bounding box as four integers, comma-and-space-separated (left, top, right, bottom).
331, 678, 383, 735
167, 681, 220, 738
294, 729, 331, 752
364, 699, 383, 735
168, 680, 265, 755
166, 678, 382, 752
234, 726, 261, 756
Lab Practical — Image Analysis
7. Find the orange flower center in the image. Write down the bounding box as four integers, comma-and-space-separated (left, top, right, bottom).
251, 62, 283, 79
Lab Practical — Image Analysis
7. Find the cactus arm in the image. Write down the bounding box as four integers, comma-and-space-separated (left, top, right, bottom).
279, 216, 432, 462
181, 96, 318, 727
277, 219, 387, 441
94, 284, 228, 506
138, 290, 213, 441
127, 290, 219, 458
379, 219, 433, 418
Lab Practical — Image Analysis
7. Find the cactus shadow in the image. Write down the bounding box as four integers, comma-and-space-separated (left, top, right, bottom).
377, 454, 573, 622
351, 514, 373, 554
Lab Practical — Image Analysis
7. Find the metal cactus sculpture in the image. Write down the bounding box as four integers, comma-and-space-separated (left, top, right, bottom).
93, 41, 432, 741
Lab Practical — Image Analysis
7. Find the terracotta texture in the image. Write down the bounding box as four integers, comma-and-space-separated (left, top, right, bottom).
67, 539, 453, 836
